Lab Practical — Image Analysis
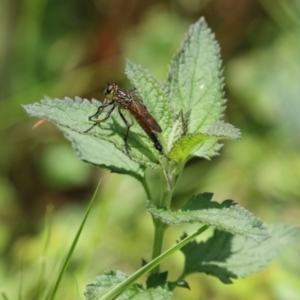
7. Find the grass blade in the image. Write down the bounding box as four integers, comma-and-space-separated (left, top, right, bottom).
48, 182, 101, 300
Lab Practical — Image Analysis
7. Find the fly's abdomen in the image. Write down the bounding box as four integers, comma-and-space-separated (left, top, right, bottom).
132, 112, 163, 152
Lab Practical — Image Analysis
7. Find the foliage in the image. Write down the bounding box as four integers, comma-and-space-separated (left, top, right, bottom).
22, 17, 298, 300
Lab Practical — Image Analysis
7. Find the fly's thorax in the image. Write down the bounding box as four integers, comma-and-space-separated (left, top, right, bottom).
114, 88, 134, 109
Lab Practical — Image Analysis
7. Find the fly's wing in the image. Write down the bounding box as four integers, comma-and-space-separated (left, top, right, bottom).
128, 100, 162, 133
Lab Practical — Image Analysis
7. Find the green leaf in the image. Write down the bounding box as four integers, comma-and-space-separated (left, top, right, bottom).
167, 122, 240, 162
167, 133, 211, 162
166, 17, 226, 157
191, 139, 222, 160
167, 17, 225, 131
146, 193, 269, 242
125, 59, 174, 147
164, 110, 188, 153
167, 280, 190, 291
146, 272, 191, 292
146, 271, 168, 289
84, 270, 172, 300
181, 224, 299, 284
205, 122, 241, 138
22, 96, 162, 173
62, 127, 145, 181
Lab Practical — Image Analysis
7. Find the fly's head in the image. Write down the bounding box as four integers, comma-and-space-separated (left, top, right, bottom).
104, 82, 118, 99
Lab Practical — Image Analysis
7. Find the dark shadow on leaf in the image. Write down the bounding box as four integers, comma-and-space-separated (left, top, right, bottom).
111, 118, 159, 162
181, 230, 237, 284
180, 224, 299, 284
182, 193, 233, 211
146, 271, 168, 289
63, 129, 145, 181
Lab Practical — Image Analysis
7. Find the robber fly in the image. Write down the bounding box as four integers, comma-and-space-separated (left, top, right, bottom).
84, 83, 163, 153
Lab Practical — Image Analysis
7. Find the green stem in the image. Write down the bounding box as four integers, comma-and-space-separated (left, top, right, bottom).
141, 175, 152, 201
150, 160, 185, 272
141, 172, 167, 273
150, 165, 173, 273
144, 160, 185, 274
100, 225, 209, 300
151, 218, 166, 273
158, 164, 173, 207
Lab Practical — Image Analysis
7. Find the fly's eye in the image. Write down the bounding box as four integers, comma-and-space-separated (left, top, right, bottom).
104, 83, 115, 95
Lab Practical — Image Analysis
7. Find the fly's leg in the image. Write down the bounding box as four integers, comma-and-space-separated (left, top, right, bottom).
88, 99, 113, 121
118, 109, 131, 154
84, 105, 116, 133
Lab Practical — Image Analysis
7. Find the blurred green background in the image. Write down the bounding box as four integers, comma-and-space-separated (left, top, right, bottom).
1, 0, 300, 299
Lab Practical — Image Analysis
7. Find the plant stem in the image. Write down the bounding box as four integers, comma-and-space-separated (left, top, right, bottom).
142, 170, 168, 273
159, 163, 173, 207
150, 163, 176, 273
151, 218, 166, 273
144, 159, 184, 273
101, 225, 209, 300
141, 175, 152, 201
